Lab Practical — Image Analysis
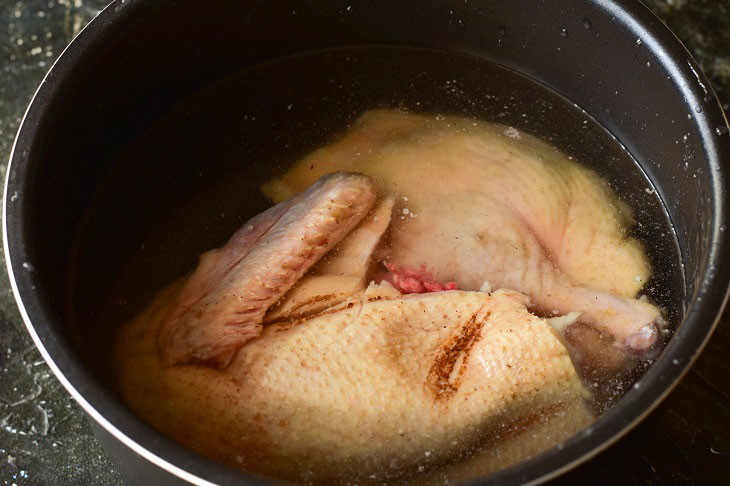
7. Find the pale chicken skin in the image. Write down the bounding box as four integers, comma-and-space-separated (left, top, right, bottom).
117, 284, 592, 484
263, 109, 663, 352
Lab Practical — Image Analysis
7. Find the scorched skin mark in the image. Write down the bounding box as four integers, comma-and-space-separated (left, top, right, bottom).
427, 310, 490, 400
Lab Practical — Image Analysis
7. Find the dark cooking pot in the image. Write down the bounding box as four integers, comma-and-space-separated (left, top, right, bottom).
4, 0, 730, 484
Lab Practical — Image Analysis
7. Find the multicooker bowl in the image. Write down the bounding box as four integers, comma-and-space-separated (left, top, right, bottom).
4, 0, 730, 484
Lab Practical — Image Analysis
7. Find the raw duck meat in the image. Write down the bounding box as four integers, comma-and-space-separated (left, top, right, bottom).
262, 109, 663, 353
117, 283, 592, 483
158, 172, 376, 368
113, 109, 666, 482
265, 196, 395, 323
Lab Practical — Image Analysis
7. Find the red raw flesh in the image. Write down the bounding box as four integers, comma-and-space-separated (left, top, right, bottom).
383, 263, 458, 294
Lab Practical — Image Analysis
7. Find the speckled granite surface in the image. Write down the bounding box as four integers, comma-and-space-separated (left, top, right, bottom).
1, 3, 124, 485
0, 1, 728, 485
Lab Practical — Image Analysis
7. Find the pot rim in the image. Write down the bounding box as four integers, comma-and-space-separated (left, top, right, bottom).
4, 0, 730, 484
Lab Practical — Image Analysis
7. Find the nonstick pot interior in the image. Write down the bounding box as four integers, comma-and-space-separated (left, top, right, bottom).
4, 0, 730, 484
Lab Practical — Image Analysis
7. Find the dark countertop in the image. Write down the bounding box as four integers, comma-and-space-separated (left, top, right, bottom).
0, 1, 729, 485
